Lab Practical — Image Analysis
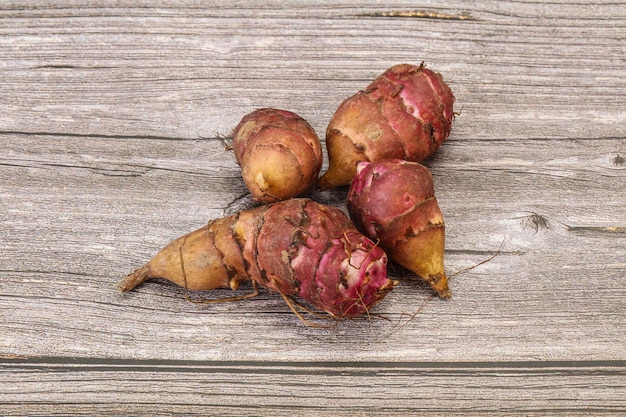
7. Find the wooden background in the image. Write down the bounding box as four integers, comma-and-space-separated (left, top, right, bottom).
1, 1, 625, 415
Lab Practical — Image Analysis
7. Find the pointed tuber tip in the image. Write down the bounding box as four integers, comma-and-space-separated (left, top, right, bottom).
317, 166, 355, 191
427, 272, 451, 299
118, 264, 151, 292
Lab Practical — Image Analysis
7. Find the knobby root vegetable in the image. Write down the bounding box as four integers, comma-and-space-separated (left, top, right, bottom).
346, 159, 450, 299
318, 63, 455, 190
232, 108, 323, 202
119, 198, 397, 319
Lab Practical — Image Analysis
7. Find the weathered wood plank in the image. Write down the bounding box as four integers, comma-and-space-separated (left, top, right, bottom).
1, 2, 623, 139
1, 134, 624, 362
1, 358, 625, 416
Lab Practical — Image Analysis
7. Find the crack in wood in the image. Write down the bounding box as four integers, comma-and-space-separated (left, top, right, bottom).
446, 248, 523, 256
566, 225, 626, 235
34, 161, 150, 178
511, 213, 625, 237
34, 64, 117, 70
359, 10, 474, 21
1, 356, 625, 374
0, 130, 219, 142
14, 161, 222, 178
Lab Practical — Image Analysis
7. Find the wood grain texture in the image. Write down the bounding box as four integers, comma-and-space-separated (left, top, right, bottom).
1, 0, 625, 414
1, 358, 625, 416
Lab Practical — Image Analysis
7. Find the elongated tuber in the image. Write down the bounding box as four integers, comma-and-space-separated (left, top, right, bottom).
319, 63, 455, 190
232, 108, 323, 202
346, 159, 450, 298
120, 198, 397, 318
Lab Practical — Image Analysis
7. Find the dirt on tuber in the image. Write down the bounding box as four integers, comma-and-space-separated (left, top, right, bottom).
346, 159, 450, 299
319, 63, 455, 190
232, 108, 323, 202
120, 198, 397, 319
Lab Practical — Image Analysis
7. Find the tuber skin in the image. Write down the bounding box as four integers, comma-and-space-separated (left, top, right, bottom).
346, 159, 450, 299
318, 63, 455, 190
232, 108, 323, 203
120, 198, 397, 318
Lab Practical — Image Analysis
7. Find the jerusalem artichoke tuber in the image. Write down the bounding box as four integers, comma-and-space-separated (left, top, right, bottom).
346, 159, 450, 298
319, 63, 455, 190
120, 198, 397, 319
232, 108, 323, 202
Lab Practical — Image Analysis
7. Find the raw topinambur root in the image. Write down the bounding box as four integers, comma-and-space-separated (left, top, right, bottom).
232, 108, 323, 202
319, 63, 455, 190
346, 159, 450, 298
120, 198, 397, 319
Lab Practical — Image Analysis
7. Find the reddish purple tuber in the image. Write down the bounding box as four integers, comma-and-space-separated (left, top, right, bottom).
347, 159, 450, 298
120, 198, 397, 319
319, 63, 455, 190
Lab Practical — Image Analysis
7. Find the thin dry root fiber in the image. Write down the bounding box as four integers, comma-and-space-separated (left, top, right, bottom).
319, 63, 455, 190
347, 159, 450, 298
232, 108, 323, 202
119, 198, 396, 319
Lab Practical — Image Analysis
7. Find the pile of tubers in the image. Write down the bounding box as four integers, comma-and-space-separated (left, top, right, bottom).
120, 63, 455, 322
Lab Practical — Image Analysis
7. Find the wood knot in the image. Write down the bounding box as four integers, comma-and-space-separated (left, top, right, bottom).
521, 212, 549, 233
610, 153, 625, 167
